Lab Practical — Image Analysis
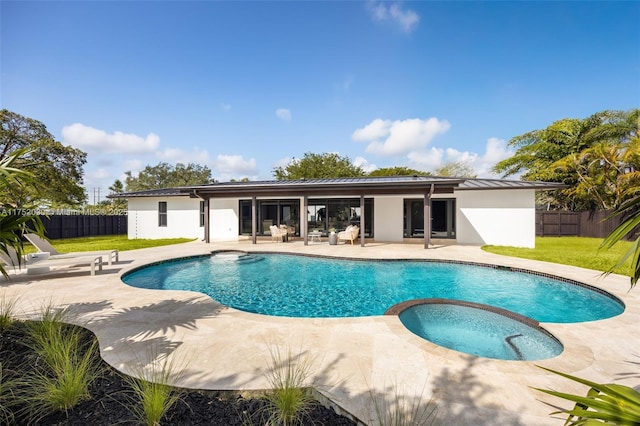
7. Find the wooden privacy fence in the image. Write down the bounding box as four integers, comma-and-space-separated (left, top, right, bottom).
39, 215, 128, 239
536, 210, 637, 240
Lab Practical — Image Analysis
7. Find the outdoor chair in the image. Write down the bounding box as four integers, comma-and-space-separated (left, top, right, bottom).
285, 225, 296, 241
0, 247, 103, 276
269, 225, 287, 242
337, 225, 360, 245
24, 234, 118, 265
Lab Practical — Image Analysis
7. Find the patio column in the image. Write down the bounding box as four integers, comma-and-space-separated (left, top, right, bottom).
251, 196, 257, 244
424, 184, 434, 249
204, 197, 210, 243
303, 195, 308, 245
360, 195, 365, 247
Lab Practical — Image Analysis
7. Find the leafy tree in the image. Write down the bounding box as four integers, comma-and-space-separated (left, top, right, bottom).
553, 137, 640, 210
99, 179, 127, 210
0, 148, 46, 278
0, 109, 87, 207
109, 179, 124, 194
368, 166, 429, 177
434, 161, 477, 178
124, 162, 214, 191
493, 109, 639, 210
273, 152, 365, 180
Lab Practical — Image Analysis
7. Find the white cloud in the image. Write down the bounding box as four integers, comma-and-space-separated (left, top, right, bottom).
407, 147, 445, 169
85, 168, 111, 180
273, 156, 292, 169
61, 123, 159, 154
353, 156, 377, 173
213, 154, 258, 175
221, 103, 231, 111
352, 118, 390, 142
122, 159, 143, 174
407, 137, 514, 178
276, 108, 292, 122
155, 147, 211, 166
367, 1, 420, 33
352, 117, 451, 156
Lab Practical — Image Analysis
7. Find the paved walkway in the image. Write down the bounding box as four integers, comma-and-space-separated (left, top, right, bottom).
2, 240, 638, 425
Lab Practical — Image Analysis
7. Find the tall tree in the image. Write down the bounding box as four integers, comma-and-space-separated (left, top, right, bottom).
368, 166, 429, 177
493, 109, 639, 210
0, 109, 87, 207
124, 162, 214, 191
273, 152, 365, 180
434, 161, 477, 178
109, 179, 124, 194
104, 179, 127, 210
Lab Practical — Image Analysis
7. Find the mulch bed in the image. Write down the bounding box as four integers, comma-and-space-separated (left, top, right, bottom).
0, 321, 357, 425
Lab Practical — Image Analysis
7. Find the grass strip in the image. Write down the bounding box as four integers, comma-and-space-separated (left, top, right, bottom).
482, 237, 633, 276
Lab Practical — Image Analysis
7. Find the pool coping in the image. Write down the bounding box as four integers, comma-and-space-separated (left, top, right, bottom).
1, 240, 638, 425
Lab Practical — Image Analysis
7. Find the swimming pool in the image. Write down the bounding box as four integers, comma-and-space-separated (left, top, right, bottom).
121, 251, 624, 322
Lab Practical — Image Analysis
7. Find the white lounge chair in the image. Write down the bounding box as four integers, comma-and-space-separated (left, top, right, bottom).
269, 225, 287, 242
337, 225, 360, 245
0, 247, 103, 276
24, 233, 118, 265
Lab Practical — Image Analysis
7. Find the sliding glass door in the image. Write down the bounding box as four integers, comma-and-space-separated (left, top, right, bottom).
403, 198, 456, 239
307, 198, 373, 237
239, 199, 300, 235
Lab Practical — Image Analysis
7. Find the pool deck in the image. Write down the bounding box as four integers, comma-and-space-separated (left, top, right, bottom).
2, 240, 639, 425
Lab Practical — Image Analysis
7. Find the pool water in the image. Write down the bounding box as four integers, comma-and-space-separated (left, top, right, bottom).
398, 303, 564, 360
122, 252, 624, 321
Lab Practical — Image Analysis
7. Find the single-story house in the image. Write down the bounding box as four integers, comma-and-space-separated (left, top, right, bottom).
110, 176, 564, 248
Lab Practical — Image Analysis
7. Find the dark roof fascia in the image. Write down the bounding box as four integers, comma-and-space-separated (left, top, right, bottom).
107, 188, 190, 199
186, 178, 465, 198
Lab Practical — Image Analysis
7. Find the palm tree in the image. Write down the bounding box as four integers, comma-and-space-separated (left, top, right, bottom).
494, 109, 639, 211
0, 148, 45, 278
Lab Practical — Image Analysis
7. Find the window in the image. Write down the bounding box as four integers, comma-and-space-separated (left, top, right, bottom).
199, 201, 205, 227
158, 202, 167, 227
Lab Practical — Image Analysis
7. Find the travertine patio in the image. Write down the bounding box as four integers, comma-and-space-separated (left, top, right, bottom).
2, 240, 638, 425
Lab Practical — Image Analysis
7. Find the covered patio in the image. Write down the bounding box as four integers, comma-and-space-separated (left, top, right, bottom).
186, 176, 465, 248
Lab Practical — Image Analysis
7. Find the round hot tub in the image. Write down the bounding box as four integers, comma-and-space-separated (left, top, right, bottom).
386, 299, 563, 361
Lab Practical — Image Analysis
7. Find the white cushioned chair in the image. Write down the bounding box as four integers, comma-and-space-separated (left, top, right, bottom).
337, 225, 360, 245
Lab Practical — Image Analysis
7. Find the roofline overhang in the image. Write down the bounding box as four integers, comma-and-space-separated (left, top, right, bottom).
186, 179, 464, 198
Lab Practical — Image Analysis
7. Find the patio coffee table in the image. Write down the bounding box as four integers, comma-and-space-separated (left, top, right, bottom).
309, 231, 322, 243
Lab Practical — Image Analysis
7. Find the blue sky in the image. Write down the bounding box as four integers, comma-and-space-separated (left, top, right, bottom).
2, 1, 638, 202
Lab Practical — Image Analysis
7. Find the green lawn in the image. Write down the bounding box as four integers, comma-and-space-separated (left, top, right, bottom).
482, 236, 633, 277
24, 235, 195, 254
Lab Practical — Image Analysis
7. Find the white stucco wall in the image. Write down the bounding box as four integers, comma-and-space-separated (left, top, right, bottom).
127, 197, 204, 240
373, 196, 404, 242
456, 189, 535, 247
126, 189, 536, 247
210, 198, 239, 241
